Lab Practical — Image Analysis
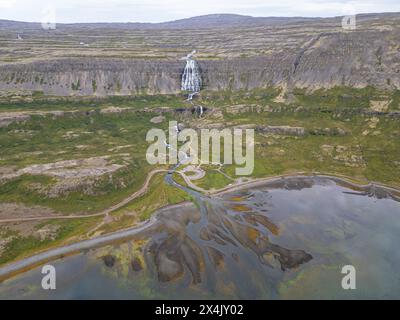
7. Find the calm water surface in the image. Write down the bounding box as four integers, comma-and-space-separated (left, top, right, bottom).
1, 176, 400, 299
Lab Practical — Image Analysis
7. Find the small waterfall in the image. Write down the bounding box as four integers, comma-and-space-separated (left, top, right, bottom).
181, 51, 204, 118
188, 93, 195, 101
181, 54, 202, 94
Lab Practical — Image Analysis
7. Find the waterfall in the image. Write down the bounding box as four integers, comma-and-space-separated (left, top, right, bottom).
181, 57, 202, 94
181, 51, 204, 118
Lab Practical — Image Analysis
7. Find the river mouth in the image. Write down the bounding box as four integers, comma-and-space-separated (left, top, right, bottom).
1, 175, 400, 299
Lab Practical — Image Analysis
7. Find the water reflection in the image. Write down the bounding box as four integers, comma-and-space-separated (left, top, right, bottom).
1, 176, 400, 299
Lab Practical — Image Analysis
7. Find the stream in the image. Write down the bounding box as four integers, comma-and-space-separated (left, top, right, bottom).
1, 54, 400, 299
1, 173, 400, 299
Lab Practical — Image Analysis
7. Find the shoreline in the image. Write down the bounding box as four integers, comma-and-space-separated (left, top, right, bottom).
209, 172, 400, 197
0, 173, 399, 283
0, 201, 193, 282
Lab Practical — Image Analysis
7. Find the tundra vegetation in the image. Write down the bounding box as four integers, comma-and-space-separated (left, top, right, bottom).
0, 12, 399, 268
0, 87, 399, 265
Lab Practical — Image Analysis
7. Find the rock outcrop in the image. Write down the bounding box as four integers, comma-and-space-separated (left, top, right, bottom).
0, 13, 399, 96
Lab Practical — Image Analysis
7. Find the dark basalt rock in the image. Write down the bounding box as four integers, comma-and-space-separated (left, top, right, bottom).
131, 257, 143, 272
102, 255, 116, 268
1, 13, 400, 96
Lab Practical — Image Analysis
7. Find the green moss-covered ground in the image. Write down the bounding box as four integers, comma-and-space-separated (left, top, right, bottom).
0, 86, 399, 266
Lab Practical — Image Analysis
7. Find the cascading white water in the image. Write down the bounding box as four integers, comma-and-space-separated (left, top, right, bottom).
181, 51, 204, 117
181, 56, 202, 94
198, 105, 203, 117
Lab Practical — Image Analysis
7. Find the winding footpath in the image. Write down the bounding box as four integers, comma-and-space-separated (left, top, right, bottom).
1, 171, 399, 281
0, 166, 191, 281
0, 214, 159, 281
0, 169, 167, 224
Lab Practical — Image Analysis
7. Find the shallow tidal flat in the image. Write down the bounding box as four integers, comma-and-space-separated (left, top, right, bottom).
1, 176, 399, 299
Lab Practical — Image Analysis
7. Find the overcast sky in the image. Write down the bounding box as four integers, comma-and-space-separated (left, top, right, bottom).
0, 0, 399, 23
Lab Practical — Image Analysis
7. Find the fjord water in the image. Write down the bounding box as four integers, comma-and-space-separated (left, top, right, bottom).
1, 176, 400, 299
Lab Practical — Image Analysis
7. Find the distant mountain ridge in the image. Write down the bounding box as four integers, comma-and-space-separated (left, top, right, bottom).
1, 12, 400, 95
1, 12, 399, 30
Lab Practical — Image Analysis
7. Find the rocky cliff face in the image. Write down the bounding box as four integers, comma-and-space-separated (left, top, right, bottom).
0, 59, 182, 96
0, 14, 399, 96
200, 30, 400, 91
